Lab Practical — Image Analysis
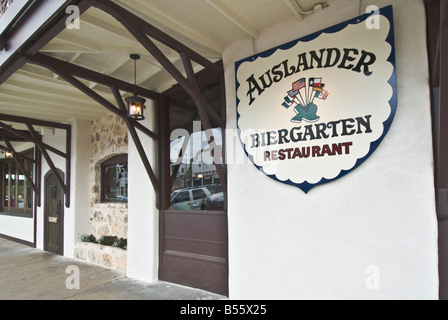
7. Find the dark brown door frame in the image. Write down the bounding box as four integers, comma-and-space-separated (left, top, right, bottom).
157, 68, 228, 295
426, 0, 448, 300
43, 168, 64, 255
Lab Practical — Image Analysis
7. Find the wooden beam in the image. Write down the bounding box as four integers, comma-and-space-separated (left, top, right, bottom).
106, 9, 225, 128
114, 0, 223, 55
181, 53, 227, 194
110, 86, 158, 140
26, 123, 70, 207
0, 120, 68, 158
0, 0, 95, 86
180, 53, 225, 128
112, 88, 160, 208
0, 114, 71, 207
2, 137, 40, 200
25, 53, 159, 100
93, 0, 222, 75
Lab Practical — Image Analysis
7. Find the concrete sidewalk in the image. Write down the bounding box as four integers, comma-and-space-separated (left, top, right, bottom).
0, 238, 227, 300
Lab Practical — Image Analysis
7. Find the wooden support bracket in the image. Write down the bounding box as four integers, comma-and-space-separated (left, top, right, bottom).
0, 115, 71, 208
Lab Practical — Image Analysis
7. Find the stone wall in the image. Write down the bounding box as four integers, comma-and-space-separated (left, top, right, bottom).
75, 242, 127, 272
89, 114, 128, 239
75, 114, 129, 272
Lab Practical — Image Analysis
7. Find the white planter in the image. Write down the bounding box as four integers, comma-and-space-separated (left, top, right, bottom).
74, 242, 127, 272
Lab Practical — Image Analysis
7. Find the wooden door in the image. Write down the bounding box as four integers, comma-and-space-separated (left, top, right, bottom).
159, 82, 228, 296
44, 171, 64, 255
160, 209, 228, 296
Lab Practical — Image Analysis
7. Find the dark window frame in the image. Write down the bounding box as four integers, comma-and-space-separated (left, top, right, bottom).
0, 148, 34, 217
100, 154, 128, 203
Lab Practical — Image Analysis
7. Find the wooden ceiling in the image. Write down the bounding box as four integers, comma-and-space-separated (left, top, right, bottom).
0, 0, 329, 123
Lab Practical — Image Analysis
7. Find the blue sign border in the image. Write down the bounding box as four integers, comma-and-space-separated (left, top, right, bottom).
235, 5, 397, 193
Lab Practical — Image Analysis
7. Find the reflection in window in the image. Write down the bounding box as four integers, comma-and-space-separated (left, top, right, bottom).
169, 83, 225, 211
1, 150, 34, 214
101, 154, 128, 202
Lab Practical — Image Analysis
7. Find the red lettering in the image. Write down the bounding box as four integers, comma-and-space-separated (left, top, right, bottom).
278, 149, 286, 160
342, 142, 353, 154
264, 151, 271, 161
293, 148, 302, 159
332, 143, 342, 155
312, 146, 321, 157
321, 144, 334, 156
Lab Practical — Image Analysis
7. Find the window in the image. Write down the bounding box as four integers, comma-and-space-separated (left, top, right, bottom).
169, 82, 225, 211
1, 150, 33, 215
101, 154, 128, 202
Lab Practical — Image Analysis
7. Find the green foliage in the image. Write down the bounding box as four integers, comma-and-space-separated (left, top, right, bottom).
98, 235, 119, 246
80, 234, 97, 243
80, 234, 127, 250
113, 237, 127, 250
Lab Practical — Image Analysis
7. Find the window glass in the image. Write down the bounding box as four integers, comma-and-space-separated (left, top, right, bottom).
169, 83, 224, 211
3, 164, 9, 208
17, 173, 24, 208
172, 191, 189, 204
1, 150, 34, 214
26, 161, 32, 209
10, 163, 16, 208
101, 155, 128, 202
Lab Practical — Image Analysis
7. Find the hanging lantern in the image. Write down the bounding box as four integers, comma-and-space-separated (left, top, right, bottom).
127, 54, 146, 120
126, 95, 146, 120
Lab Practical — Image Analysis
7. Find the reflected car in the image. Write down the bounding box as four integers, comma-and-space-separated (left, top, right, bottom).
170, 185, 224, 210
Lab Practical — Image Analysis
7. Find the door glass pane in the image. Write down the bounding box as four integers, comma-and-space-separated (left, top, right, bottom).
10, 163, 16, 208
169, 83, 224, 211
17, 173, 25, 208
3, 163, 9, 209
26, 161, 32, 209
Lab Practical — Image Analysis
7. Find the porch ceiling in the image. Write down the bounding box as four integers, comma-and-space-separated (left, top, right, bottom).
0, 0, 329, 124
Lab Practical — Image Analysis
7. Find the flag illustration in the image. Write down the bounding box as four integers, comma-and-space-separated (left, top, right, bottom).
315, 90, 329, 100
288, 89, 299, 98
292, 78, 306, 91
282, 95, 295, 109
309, 77, 322, 87
282, 77, 329, 115
312, 78, 322, 87
313, 83, 325, 92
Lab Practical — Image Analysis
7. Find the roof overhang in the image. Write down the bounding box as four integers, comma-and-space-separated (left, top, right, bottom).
0, 0, 329, 209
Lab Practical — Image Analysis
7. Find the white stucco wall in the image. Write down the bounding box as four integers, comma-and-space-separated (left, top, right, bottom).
34, 121, 90, 258
0, 121, 90, 254
126, 100, 159, 283
69, 119, 91, 257
223, 0, 438, 299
